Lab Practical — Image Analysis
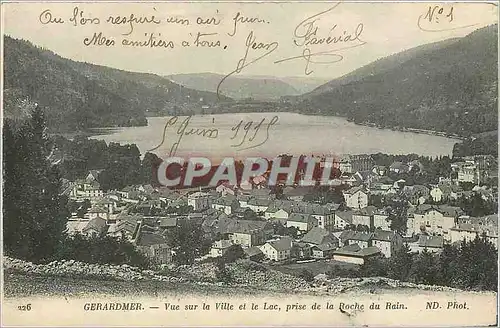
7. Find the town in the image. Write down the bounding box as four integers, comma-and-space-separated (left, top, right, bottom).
62, 151, 498, 273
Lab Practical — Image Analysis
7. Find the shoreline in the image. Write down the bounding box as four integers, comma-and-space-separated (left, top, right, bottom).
52, 112, 467, 143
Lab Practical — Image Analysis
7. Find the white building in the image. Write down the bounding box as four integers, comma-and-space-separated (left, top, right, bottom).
450, 224, 498, 248
187, 191, 212, 211
209, 239, 234, 257
259, 238, 293, 261
407, 205, 463, 241
285, 213, 318, 232
343, 187, 369, 209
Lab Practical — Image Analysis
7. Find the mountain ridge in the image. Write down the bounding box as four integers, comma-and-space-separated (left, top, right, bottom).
3, 36, 230, 132
292, 24, 498, 136
166, 72, 304, 100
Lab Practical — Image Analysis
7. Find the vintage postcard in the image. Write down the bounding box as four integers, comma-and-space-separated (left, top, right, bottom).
1, 1, 498, 327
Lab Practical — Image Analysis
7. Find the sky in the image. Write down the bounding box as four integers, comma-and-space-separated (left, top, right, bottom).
2, 1, 498, 79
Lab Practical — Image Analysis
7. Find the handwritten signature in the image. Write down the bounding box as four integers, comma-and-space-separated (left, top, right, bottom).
148, 115, 279, 156
217, 2, 366, 95
417, 5, 477, 32
276, 3, 366, 75
217, 31, 279, 98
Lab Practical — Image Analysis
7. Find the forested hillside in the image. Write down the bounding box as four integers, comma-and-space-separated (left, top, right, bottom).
295, 25, 498, 136
3, 36, 229, 132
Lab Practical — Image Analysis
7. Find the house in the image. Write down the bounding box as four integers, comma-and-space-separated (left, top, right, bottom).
301, 227, 339, 246
154, 187, 176, 204
264, 204, 292, 220
334, 211, 354, 229
209, 239, 234, 258
450, 222, 498, 249
243, 246, 265, 261
352, 170, 374, 186
216, 183, 236, 196
297, 203, 337, 231
292, 242, 312, 259
75, 179, 104, 199
251, 175, 268, 189
286, 213, 318, 232
82, 216, 108, 237
332, 244, 381, 265
95, 198, 118, 215
340, 173, 358, 186
457, 214, 498, 226
246, 198, 272, 213
372, 165, 387, 176
60, 179, 78, 198
86, 170, 101, 182
389, 161, 409, 174
339, 230, 373, 248
373, 209, 391, 231
158, 217, 178, 230
337, 155, 373, 174
86, 206, 110, 221
134, 231, 172, 264
343, 186, 368, 209
66, 219, 91, 236
117, 186, 137, 199
429, 186, 444, 203
237, 194, 253, 208
187, 191, 212, 211
223, 220, 274, 248
403, 185, 430, 205
369, 176, 395, 196
352, 206, 377, 228
408, 205, 464, 240
107, 219, 140, 240
371, 230, 403, 258
283, 186, 315, 202
249, 188, 273, 200
410, 235, 444, 253
138, 184, 155, 195
311, 243, 337, 259
430, 183, 457, 203
457, 162, 477, 183
259, 237, 293, 261
212, 196, 239, 215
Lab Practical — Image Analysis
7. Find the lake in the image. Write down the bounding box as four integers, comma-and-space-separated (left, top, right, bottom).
89, 113, 459, 161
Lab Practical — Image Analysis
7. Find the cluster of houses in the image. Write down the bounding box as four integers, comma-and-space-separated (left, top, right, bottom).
61, 153, 498, 267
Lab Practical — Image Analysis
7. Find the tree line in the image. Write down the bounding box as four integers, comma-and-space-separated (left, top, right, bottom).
328, 233, 497, 291
3, 107, 149, 267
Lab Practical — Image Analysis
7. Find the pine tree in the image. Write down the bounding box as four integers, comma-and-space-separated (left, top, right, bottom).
409, 248, 439, 285
3, 106, 69, 262
438, 244, 460, 286
387, 243, 413, 281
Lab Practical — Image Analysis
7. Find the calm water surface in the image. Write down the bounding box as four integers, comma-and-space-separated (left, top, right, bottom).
89, 113, 459, 160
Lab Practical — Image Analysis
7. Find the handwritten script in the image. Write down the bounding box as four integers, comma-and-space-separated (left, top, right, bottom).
417, 5, 477, 32
37, 3, 369, 98
148, 115, 279, 156
36, 2, 484, 100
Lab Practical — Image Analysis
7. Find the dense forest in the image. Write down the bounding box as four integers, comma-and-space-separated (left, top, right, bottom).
3, 36, 230, 132
294, 25, 498, 137
452, 132, 498, 157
